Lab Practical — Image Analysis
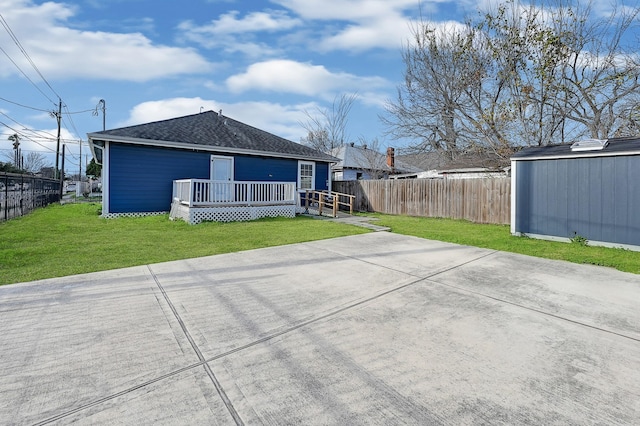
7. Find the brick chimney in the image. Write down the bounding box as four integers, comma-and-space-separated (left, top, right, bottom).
386, 147, 395, 169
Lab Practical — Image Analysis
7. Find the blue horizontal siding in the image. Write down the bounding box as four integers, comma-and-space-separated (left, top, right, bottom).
234, 156, 298, 182
109, 144, 210, 213
108, 143, 331, 213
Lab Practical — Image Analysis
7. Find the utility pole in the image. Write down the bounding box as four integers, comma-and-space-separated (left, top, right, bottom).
94, 99, 106, 131
54, 99, 62, 179
59, 144, 65, 200
78, 140, 82, 195
9, 133, 20, 167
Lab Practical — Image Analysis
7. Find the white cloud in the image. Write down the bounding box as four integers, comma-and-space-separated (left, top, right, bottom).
0, 0, 214, 82
271, 0, 424, 51
123, 98, 218, 126
317, 15, 412, 51
121, 97, 316, 142
273, 0, 418, 21
177, 10, 300, 57
188, 10, 302, 35
176, 19, 282, 57
225, 60, 389, 98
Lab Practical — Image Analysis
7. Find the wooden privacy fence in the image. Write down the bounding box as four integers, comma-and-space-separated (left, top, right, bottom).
333, 177, 511, 224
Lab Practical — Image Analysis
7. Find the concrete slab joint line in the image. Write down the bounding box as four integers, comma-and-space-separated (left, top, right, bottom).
5, 232, 640, 425
147, 265, 245, 426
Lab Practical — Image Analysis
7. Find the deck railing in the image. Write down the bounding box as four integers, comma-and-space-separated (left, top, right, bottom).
173, 179, 296, 207
304, 190, 355, 217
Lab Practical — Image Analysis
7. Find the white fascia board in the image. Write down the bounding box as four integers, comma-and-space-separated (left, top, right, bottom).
510, 160, 516, 234
102, 141, 110, 215
511, 150, 640, 162
86, 133, 334, 163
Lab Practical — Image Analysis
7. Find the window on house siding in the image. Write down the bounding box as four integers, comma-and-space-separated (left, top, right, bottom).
298, 161, 315, 190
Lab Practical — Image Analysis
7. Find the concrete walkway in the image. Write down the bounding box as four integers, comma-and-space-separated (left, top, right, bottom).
303, 212, 391, 231
1, 232, 639, 425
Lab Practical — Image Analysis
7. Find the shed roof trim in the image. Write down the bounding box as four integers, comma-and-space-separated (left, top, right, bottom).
511, 137, 640, 160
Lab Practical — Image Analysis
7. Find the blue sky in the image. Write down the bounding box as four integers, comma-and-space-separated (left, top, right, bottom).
0, 0, 484, 173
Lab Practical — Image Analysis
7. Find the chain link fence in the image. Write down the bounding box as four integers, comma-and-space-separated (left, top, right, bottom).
0, 172, 61, 222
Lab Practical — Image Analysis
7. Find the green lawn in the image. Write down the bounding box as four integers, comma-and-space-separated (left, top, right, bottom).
0, 203, 367, 285
1, 203, 638, 286
370, 214, 640, 274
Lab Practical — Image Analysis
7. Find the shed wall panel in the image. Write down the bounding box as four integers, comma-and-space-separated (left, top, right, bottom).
613, 157, 629, 243
515, 154, 640, 246
515, 161, 532, 232
600, 157, 616, 240
629, 161, 640, 242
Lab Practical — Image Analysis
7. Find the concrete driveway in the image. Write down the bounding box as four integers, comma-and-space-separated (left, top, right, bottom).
1, 232, 639, 425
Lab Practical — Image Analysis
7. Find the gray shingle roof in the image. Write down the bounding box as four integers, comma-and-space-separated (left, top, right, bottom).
88, 110, 337, 162
330, 144, 422, 173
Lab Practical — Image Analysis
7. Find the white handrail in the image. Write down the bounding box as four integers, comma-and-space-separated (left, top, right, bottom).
173, 179, 296, 207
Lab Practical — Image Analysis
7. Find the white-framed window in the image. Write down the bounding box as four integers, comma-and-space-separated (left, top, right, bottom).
298, 161, 315, 190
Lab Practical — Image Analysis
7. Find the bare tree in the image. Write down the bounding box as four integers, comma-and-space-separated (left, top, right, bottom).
384, 0, 640, 156
23, 151, 48, 174
551, 1, 640, 139
1, 147, 50, 174
382, 22, 467, 157
300, 93, 358, 153
479, 0, 571, 147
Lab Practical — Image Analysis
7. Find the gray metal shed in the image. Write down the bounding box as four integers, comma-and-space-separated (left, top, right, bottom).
511, 137, 640, 250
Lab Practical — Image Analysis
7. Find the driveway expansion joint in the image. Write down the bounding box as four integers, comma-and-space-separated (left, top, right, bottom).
147, 265, 244, 426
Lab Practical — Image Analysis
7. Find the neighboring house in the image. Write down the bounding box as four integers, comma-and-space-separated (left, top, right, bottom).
87, 110, 337, 223
393, 150, 510, 179
511, 137, 640, 251
330, 144, 421, 180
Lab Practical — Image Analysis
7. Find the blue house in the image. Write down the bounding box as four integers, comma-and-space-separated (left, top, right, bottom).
511, 137, 640, 251
87, 110, 337, 223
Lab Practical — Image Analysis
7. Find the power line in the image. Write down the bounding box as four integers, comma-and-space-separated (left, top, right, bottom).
62, 104, 82, 140
0, 12, 61, 101
0, 44, 57, 106
0, 96, 52, 112
0, 109, 86, 151
0, 120, 57, 153
0, 13, 102, 152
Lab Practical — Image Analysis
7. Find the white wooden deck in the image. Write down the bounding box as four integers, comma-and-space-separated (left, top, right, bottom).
170, 179, 297, 224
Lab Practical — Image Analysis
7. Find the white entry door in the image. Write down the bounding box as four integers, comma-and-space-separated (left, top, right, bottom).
210, 155, 234, 202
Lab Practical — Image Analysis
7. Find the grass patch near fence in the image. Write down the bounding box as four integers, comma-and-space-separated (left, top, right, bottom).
2, 204, 638, 286
370, 214, 640, 274
0, 203, 367, 285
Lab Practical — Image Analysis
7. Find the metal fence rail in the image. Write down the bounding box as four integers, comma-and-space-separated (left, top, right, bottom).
0, 173, 61, 222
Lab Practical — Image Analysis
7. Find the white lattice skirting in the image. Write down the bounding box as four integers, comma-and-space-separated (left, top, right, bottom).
102, 211, 167, 219
169, 201, 296, 224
